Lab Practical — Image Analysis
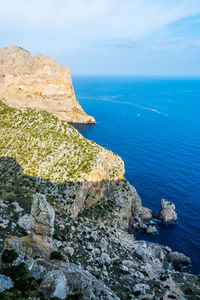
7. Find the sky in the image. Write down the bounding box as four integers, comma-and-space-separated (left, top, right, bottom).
1, 0, 200, 76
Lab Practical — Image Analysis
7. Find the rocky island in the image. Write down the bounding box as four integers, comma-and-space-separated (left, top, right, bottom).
0, 47, 199, 299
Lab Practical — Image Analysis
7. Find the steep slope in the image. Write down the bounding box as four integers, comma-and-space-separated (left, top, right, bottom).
0, 99, 122, 183
0, 100, 199, 299
0, 45, 95, 123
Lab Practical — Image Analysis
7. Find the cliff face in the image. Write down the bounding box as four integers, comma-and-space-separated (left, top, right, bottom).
0, 99, 123, 183
0, 99, 149, 229
0, 100, 199, 299
0, 45, 95, 123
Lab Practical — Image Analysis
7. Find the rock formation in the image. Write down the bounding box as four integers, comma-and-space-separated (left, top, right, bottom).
0, 99, 199, 299
0, 45, 95, 123
31, 193, 55, 255
159, 198, 177, 223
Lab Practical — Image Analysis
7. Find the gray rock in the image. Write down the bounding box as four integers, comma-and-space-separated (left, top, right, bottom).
146, 226, 157, 234
31, 193, 55, 255
100, 253, 111, 265
135, 246, 148, 262
12, 202, 24, 213
0, 275, 13, 293
99, 238, 108, 252
17, 214, 34, 233
0, 200, 8, 208
31, 193, 55, 237
167, 251, 191, 269
39, 270, 68, 299
64, 247, 74, 256
133, 283, 150, 295
30, 261, 46, 281
159, 199, 177, 223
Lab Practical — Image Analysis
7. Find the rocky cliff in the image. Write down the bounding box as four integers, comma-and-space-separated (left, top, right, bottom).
0, 100, 199, 299
0, 45, 95, 123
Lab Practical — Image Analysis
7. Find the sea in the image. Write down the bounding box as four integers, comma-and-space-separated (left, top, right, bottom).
72, 76, 200, 275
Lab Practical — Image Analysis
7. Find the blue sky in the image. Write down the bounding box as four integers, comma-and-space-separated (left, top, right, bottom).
1, 0, 200, 75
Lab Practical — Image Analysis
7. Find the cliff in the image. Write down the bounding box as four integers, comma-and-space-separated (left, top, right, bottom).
0, 101, 199, 299
0, 45, 95, 123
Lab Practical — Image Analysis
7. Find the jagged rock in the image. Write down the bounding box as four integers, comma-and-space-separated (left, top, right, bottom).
4, 194, 55, 257
0, 200, 8, 208
100, 253, 112, 265
39, 270, 68, 299
30, 261, 46, 281
133, 283, 150, 295
159, 199, 177, 223
0, 94, 199, 299
167, 251, 191, 270
146, 226, 157, 234
12, 201, 24, 213
64, 247, 74, 256
0, 45, 95, 124
31, 193, 55, 255
17, 214, 34, 233
99, 238, 108, 252
0, 275, 13, 292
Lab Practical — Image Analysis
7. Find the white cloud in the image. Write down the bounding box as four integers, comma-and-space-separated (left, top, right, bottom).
1, 0, 200, 44
1, 0, 200, 75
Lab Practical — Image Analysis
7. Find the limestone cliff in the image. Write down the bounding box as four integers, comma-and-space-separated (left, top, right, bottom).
0, 100, 199, 299
0, 99, 149, 230
0, 99, 123, 183
0, 45, 95, 123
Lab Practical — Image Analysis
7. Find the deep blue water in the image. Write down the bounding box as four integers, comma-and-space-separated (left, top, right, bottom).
72, 76, 200, 275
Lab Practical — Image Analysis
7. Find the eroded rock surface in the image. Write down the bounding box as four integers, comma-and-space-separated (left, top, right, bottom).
0, 45, 95, 123
31, 193, 55, 255
0, 100, 199, 299
159, 198, 177, 223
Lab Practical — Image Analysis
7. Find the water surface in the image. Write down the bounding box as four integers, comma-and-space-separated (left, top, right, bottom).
72, 76, 200, 274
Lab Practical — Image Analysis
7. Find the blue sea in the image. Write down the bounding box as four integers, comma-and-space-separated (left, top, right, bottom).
72, 76, 200, 275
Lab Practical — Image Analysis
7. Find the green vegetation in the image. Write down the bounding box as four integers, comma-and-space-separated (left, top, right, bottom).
0, 99, 122, 183
1, 249, 18, 264
0, 263, 45, 299
50, 251, 64, 261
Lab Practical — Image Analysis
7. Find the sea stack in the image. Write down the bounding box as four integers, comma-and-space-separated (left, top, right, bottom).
0, 45, 95, 123
159, 198, 177, 223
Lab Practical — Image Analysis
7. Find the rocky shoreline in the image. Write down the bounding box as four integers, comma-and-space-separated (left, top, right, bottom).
0, 66, 200, 298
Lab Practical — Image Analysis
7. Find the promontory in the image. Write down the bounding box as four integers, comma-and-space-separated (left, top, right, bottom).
0, 45, 95, 123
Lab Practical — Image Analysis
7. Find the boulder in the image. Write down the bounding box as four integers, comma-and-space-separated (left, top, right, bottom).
31, 193, 56, 255
159, 199, 177, 223
167, 251, 191, 270
0, 275, 13, 293
17, 214, 34, 233
39, 270, 68, 299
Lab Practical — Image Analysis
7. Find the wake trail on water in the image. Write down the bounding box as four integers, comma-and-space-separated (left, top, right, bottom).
80, 96, 168, 117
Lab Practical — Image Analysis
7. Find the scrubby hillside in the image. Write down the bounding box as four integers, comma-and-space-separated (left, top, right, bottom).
0, 99, 123, 183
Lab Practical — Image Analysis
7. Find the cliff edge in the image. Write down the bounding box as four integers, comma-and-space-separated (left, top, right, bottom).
0, 45, 95, 123
0, 100, 199, 299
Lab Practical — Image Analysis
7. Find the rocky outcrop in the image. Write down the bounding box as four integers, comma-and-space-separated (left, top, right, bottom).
0, 275, 13, 293
167, 251, 191, 271
4, 193, 55, 258
0, 99, 199, 299
159, 198, 177, 223
0, 45, 95, 123
0, 100, 123, 183
31, 193, 55, 255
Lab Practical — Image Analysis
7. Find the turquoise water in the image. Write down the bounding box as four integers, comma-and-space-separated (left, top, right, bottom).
72, 76, 200, 274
